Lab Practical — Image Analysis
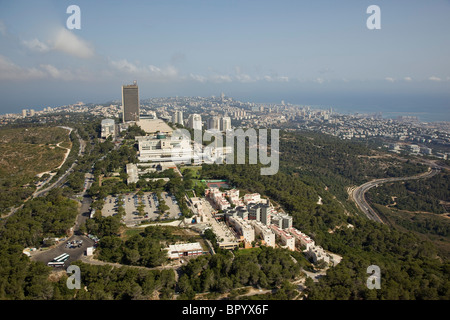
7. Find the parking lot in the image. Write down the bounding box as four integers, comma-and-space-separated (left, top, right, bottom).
102, 191, 182, 225
31, 234, 94, 268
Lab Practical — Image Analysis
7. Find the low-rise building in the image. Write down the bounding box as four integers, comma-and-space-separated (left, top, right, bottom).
306, 246, 330, 264
126, 163, 139, 184
166, 242, 204, 259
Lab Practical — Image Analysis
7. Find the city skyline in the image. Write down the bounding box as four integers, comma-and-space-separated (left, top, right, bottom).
0, 1, 449, 120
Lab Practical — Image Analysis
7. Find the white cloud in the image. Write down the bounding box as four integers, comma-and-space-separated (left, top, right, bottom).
314, 77, 325, 84
385, 77, 395, 83
52, 28, 94, 59
262, 75, 289, 82
403, 77, 413, 82
110, 59, 139, 73
109, 59, 180, 82
189, 73, 207, 83
209, 74, 233, 83
0, 55, 46, 81
235, 73, 254, 83
428, 76, 442, 82
22, 38, 50, 53
21, 28, 94, 59
39, 64, 61, 78
0, 55, 94, 81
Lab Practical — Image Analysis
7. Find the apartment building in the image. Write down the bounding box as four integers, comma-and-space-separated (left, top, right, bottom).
270, 224, 295, 251
250, 220, 275, 248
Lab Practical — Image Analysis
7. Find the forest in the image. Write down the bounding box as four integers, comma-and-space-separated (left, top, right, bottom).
199, 130, 450, 300
368, 171, 450, 214
95, 226, 174, 268
177, 246, 302, 300
0, 188, 79, 248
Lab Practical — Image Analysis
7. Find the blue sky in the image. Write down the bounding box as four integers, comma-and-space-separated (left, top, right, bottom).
0, 0, 449, 119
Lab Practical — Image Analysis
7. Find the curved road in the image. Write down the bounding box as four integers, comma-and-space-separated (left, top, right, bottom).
352, 164, 442, 224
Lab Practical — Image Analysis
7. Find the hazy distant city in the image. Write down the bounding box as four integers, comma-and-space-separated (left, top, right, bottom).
2, 91, 449, 160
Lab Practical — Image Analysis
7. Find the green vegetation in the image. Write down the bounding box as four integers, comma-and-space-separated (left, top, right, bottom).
68, 262, 177, 300
96, 225, 205, 267
0, 244, 57, 300
177, 246, 301, 299
280, 131, 427, 207
0, 126, 72, 215
306, 217, 450, 299
200, 131, 450, 300
0, 244, 176, 300
0, 189, 78, 248
366, 171, 450, 258
368, 172, 450, 214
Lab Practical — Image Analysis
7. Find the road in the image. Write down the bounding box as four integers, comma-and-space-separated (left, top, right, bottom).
32, 128, 86, 198
31, 171, 95, 267
352, 163, 441, 223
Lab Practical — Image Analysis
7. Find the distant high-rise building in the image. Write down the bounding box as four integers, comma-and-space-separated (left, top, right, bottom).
29, 109, 35, 117
174, 110, 184, 126
187, 113, 202, 130
122, 81, 139, 123
221, 116, 231, 132
22, 109, 27, 117
208, 116, 220, 130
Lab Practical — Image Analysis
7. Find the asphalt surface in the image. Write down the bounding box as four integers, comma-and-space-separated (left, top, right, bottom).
352, 165, 441, 223
31, 234, 95, 268
31, 170, 95, 268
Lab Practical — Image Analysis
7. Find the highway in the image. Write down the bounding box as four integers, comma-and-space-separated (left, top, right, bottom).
352, 163, 442, 224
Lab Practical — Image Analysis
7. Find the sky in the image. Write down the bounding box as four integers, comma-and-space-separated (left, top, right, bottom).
0, 0, 449, 120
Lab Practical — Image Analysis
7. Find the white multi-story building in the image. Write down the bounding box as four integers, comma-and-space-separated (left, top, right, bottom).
271, 212, 293, 229
228, 215, 255, 244
101, 118, 116, 139
221, 116, 231, 132
136, 134, 192, 163
288, 227, 315, 251
270, 224, 295, 251
206, 188, 231, 210
243, 193, 261, 205
226, 189, 240, 205
173, 110, 184, 126
251, 220, 275, 248
187, 113, 202, 130
208, 116, 221, 130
